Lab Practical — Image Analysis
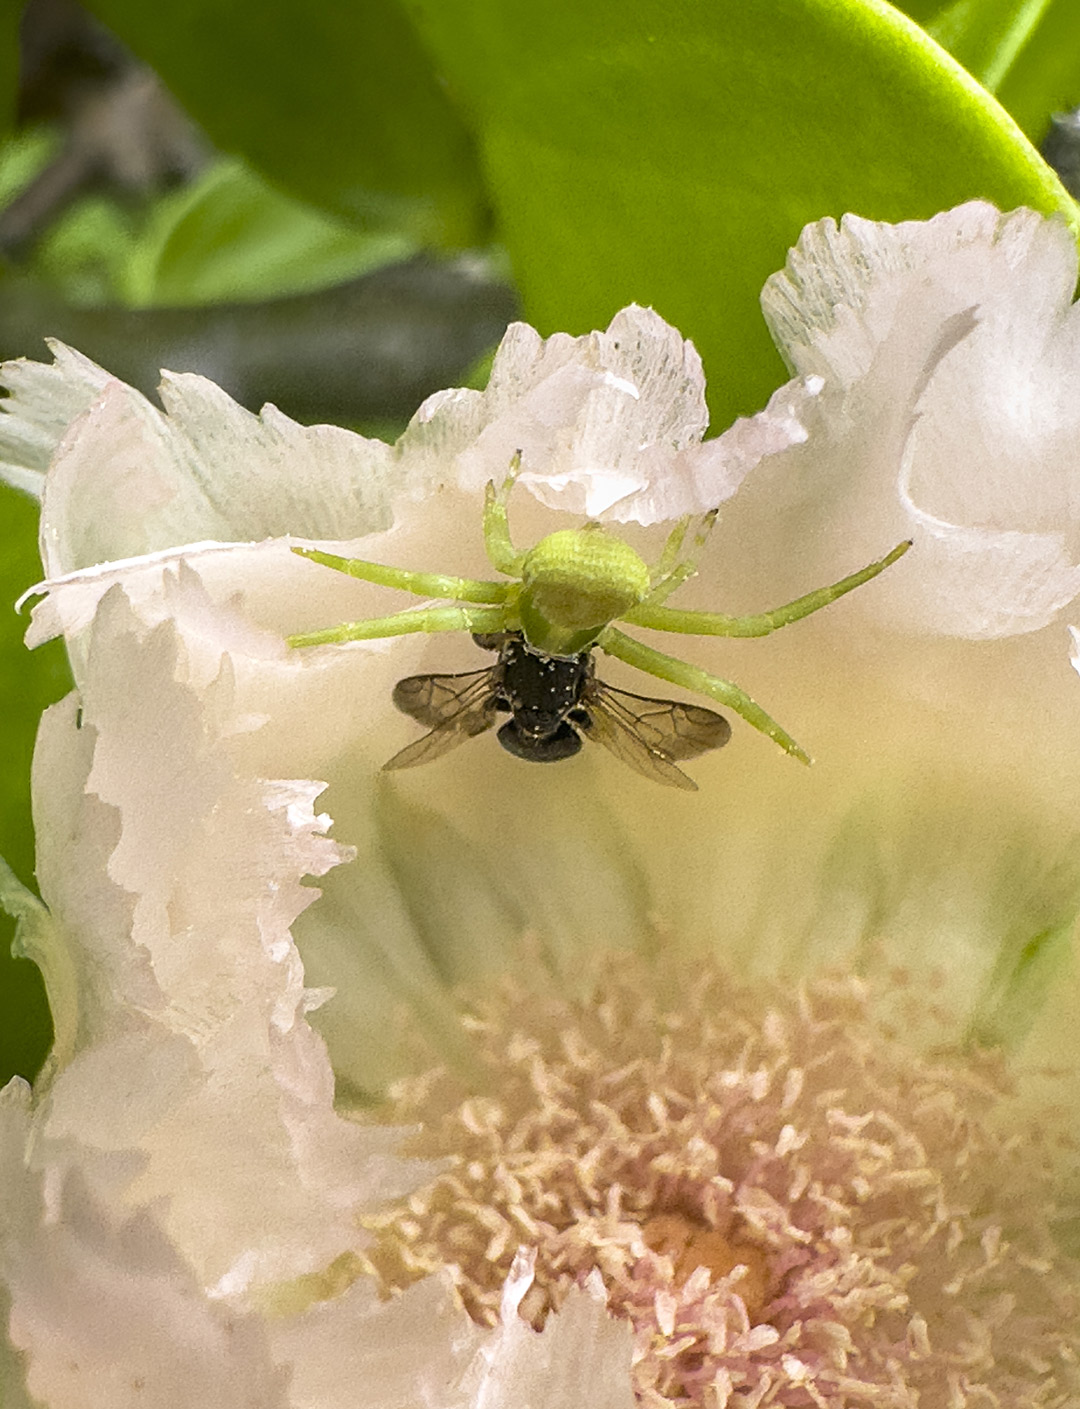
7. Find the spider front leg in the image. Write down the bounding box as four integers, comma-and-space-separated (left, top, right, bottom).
624, 540, 911, 637
598, 626, 811, 763
483, 452, 527, 576
646, 509, 719, 606
650, 516, 692, 586
288, 603, 511, 649
292, 546, 512, 605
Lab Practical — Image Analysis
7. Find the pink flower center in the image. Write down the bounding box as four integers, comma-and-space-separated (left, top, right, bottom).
363, 962, 1080, 1406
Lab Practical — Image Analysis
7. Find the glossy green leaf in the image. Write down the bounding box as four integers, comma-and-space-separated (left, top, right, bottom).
81, 0, 488, 244
922, 0, 1080, 141
404, 0, 1077, 427
0, 485, 66, 1084
123, 159, 418, 308
892, 0, 945, 19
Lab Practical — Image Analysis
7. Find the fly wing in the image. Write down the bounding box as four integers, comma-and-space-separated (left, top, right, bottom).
581, 680, 731, 790
384, 668, 499, 771
392, 667, 495, 728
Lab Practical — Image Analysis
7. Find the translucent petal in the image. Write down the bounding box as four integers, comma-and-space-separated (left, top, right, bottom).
0, 341, 111, 500
268, 1275, 484, 1409
399, 304, 813, 524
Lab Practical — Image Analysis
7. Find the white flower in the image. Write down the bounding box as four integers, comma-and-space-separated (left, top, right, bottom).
2, 203, 1080, 1406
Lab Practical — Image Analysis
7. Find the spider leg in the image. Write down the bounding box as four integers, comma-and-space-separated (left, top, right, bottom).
649, 516, 691, 586
292, 546, 511, 605
597, 625, 810, 763
289, 604, 510, 649
625, 540, 911, 637
644, 510, 719, 606
483, 451, 527, 576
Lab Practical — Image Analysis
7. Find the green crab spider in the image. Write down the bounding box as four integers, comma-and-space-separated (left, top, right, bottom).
288, 458, 911, 766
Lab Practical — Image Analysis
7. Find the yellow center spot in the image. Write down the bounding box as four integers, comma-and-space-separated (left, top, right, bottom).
641, 1214, 770, 1318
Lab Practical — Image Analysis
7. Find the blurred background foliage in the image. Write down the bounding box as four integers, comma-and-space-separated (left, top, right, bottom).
0, 0, 1078, 1084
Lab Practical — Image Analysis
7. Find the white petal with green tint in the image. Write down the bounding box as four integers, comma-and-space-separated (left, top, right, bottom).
0, 342, 111, 501
37, 369, 398, 576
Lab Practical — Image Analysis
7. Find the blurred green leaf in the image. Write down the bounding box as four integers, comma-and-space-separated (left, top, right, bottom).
0, 484, 67, 1084
81, 0, 488, 244
0, 0, 19, 141
34, 195, 140, 306
921, 0, 1080, 141
123, 158, 418, 308
0, 126, 58, 206
404, 0, 1077, 429
0, 140, 421, 309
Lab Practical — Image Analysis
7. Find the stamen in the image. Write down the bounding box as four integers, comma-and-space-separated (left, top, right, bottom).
362, 959, 1080, 1406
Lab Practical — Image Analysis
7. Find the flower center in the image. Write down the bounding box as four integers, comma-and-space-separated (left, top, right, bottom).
361, 959, 1080, 1406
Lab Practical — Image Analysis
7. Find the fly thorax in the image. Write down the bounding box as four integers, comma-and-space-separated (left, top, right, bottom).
519, 528, 650, 655
500, 637, 589, 737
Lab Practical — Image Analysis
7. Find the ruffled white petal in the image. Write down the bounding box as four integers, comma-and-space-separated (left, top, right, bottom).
0, 1081, 291, 1409
21, 303, 806, 596
266, 1253, 636, 1409
755, 202, 1080, 637
763, 204, 1077, 390
22, 582, 432, 1302
38, 371, 398, 577
0, 341, 111, 501
398, 304, 814, 524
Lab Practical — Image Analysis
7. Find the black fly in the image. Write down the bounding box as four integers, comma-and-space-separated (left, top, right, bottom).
385, 632, 731, 790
